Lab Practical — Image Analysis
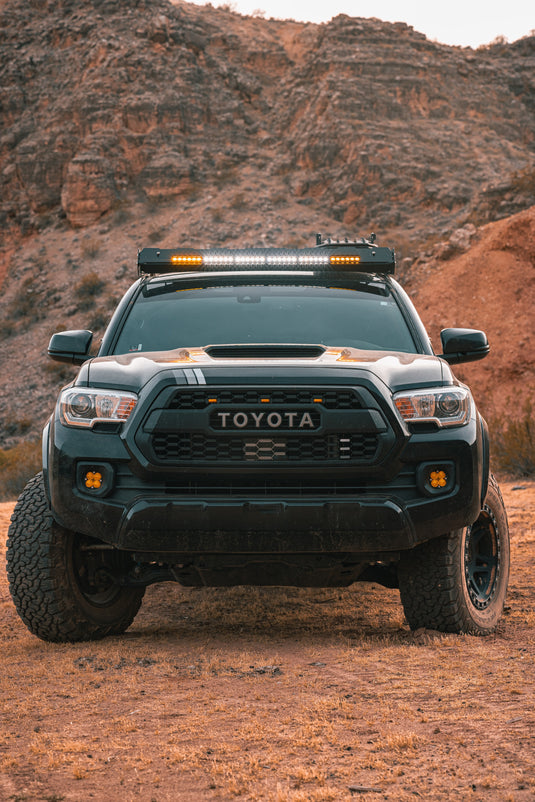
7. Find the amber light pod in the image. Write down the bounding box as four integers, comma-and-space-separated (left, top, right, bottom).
84, 471, 103, 490
329, 255, 361, 265
170, 254, 203, 267
430, 470, 447, 489
416, 462, 455, 496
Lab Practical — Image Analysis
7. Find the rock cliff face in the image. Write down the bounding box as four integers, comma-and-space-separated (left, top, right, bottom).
0, 0, 534, 448
1, 0, 534, 239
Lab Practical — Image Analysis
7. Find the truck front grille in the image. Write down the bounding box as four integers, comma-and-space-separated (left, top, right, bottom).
167, 388, 362, 410
151, 432, 378, 463
136, 385, 394, 468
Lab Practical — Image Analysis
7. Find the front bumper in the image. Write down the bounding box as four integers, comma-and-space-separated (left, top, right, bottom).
114, 494, 415, 553
50, 485, 480, 556
47, 431, 484, 559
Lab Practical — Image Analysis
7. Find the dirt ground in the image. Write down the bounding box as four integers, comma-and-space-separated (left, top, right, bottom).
1, 479, 534, 802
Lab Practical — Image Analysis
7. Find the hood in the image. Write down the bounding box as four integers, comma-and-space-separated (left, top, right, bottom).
77, 345, 451, 395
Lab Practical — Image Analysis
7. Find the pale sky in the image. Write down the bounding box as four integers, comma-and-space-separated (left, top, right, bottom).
187, 0, 534, 48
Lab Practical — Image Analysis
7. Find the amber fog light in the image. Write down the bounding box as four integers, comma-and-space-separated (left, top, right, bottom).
417, 462, 455, 496
77, 462, 114, 497
430, 470, 447, 488
85, 471, 102, 489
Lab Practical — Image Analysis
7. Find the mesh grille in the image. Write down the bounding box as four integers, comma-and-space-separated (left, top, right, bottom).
151, 432, 378, 463
168, 388, 362, 410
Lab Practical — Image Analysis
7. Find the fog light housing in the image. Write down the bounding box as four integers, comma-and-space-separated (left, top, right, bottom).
77, 462, 114, 497
417, 462, 455, 496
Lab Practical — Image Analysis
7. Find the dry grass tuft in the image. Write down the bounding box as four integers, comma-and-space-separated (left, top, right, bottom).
0, 440, 41, 500
490, 402, 535, 476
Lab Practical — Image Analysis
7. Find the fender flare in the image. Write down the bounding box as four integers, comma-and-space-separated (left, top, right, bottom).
41, 418, 52, 505
479, 414, 490, 506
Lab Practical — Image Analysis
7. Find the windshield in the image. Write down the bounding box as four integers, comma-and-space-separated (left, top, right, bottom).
112, 282, 417, 354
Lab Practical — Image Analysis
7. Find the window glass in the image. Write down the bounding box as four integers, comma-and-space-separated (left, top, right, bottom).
113, 284, 416, 354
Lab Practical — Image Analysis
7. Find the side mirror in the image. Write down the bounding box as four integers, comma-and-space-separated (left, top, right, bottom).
48, 330, 93, 365
439, 328, 489, 365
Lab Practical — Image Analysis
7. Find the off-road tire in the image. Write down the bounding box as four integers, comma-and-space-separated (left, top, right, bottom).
398, 475, 509, 635
7, 473, 144, 642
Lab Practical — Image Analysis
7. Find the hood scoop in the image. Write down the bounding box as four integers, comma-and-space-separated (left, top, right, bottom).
204, 344, 326, 360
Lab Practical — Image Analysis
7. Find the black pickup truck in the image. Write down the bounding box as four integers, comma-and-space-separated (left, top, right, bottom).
7, 235, 509, 641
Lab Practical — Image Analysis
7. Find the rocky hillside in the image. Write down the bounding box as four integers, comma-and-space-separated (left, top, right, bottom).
2, 0, 534, 243
0, 0, 534, 447
405, 206, 535, 420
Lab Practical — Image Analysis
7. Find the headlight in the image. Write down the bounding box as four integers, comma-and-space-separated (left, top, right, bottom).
59, 388, 138, 428
393, 387, 471, 427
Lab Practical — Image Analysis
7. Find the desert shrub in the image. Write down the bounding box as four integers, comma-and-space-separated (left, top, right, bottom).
230, 192, 247, 210
0, 279, 46, 336
0, 439, 42, 501
44, 359, 78, 384
214, 165, 238, 188
81, 237, 101, 259
0, 319, 15, 338
489, 402, 535, 477
3, 416, 33, 437
9, 289, 35, 320
107, 294, 122, 309
7, 276, 45, 322
113, 206, 132, 225
270, 191, 288, 205
148, 227, 168, 243
510, 166, 535, 195
75, 271, 106, 310
75, 271, 105, 298
88, 310, 109, 331
65, 256, 80, 271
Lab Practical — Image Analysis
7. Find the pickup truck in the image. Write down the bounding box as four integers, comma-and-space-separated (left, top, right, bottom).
7, 235, 509, 641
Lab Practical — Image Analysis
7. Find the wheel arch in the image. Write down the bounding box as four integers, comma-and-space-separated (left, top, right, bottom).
479, 413, 490, 507
41, 419, 52, 505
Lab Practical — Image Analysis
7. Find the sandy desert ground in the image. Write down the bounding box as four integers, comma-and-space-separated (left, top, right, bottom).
0, 479, 534, 801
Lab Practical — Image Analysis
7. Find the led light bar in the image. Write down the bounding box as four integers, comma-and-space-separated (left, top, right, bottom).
170, 254, 203, 267
138, 241, 395, 275
330, 255, 361, 265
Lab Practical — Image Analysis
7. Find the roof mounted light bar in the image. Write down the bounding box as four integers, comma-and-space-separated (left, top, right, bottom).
137, 234, 395, 276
